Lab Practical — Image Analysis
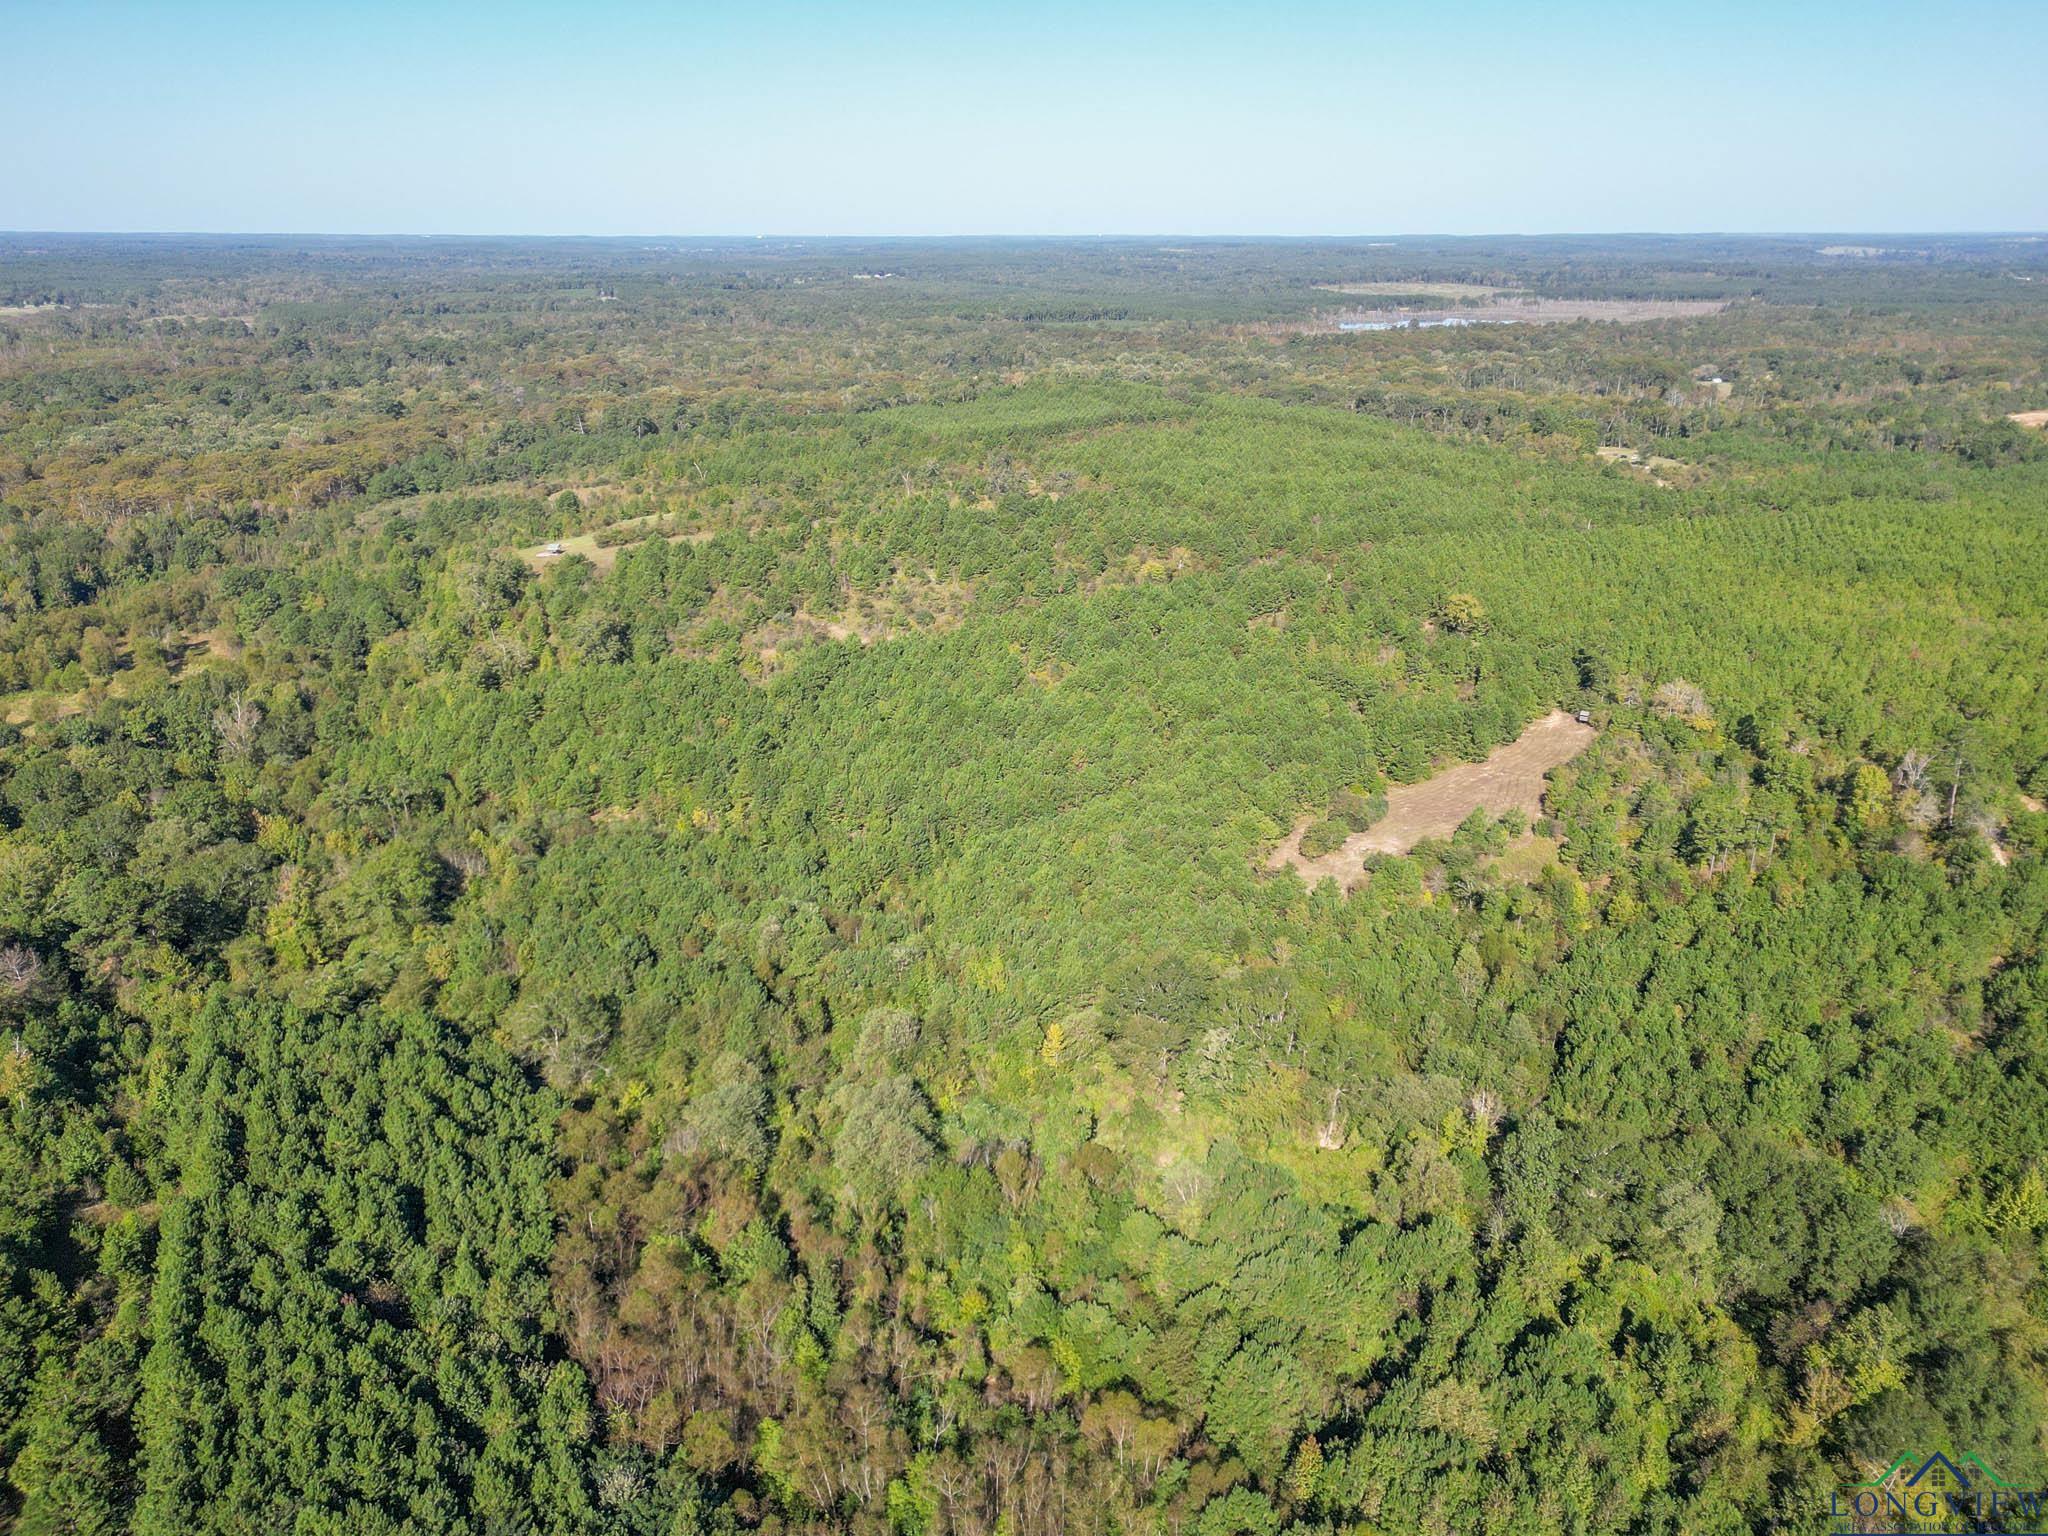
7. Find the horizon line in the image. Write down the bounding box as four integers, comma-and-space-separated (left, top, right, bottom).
7, 228, 2048, 243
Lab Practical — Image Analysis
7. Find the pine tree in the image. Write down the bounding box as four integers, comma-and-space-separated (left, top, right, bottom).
1286, 1434, 1324, 1504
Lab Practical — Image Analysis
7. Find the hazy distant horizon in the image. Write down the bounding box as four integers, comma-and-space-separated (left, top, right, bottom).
6, 229, 2045, 243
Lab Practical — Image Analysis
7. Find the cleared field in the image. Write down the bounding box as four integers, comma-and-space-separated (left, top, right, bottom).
2010, 409, 2048, 430
1268, 710, 1596, 890
1595, 445, 1686, 487
1320, 297, 1727, 330
518, 516, 713, 572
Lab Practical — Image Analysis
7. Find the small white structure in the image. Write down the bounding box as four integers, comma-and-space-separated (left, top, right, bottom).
539, 541, 565, 558
1575, 710, 1592, 725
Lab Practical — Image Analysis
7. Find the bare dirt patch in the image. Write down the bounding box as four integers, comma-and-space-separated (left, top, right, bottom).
1269, 710, 1595, 890
2008, 410, 2048, 430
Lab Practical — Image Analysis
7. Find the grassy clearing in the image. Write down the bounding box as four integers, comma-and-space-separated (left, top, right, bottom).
518, 513, 714, 572
1269, 711, 1596, 890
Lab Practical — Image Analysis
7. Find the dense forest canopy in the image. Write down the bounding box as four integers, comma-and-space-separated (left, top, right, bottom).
2, 232, 2047, 1535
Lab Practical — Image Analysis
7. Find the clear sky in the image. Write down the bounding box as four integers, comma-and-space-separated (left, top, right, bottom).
5, 0, 2044, 236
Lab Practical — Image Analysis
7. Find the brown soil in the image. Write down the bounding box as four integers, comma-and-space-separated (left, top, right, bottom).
2009, 410, 2048, 430
1268, 710, 1596, 891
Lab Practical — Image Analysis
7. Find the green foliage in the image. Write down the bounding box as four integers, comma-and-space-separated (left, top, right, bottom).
2, 234, 2046, 1535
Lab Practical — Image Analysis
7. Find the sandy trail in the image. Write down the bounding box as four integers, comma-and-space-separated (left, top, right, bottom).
1269, 710, 1596, 890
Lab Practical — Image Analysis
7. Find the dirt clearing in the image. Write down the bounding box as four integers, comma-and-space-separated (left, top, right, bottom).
2009, 410, 2048, 430
1595, 445, 1687, 488
1269, 710, 1596, 890
519, 516, 714, 573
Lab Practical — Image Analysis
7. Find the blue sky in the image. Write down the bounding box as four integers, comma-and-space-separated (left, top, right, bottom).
5, 0, 2044, 235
